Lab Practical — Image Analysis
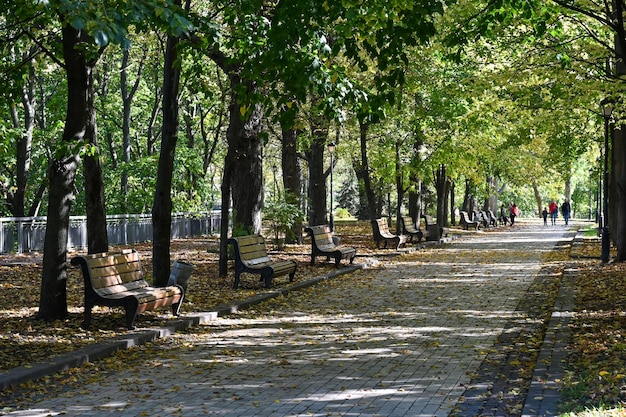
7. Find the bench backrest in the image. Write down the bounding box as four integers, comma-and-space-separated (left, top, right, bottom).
79, 250, 148, 297
401, 216, 417, 233
422, 214, 435, 226
229, 235, 273, 268
460, 211, 472, 222
376, 218, 389, 233
372, 218, 397, 239
306, 225, 334, 247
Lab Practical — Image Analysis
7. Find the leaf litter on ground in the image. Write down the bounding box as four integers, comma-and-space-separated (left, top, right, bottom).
1, 221, 626, 416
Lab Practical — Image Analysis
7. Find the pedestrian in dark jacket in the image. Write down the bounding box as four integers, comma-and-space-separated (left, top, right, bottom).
561, 200, 571, 225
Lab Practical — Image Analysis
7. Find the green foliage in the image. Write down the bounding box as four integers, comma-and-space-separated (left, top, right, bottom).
335, 207, 352, 219
264, 199, 303, 248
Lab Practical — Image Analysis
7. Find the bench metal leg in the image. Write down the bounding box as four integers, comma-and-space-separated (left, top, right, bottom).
233, 270, 242, 289
259, 268, 273, 288
82, 306, 93, 329
124, 298, 140, 330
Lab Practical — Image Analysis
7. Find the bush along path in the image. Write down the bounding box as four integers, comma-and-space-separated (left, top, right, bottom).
1, 220, 578, 417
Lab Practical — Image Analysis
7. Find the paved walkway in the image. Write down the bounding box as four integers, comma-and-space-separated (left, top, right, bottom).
3, 219, 578, 416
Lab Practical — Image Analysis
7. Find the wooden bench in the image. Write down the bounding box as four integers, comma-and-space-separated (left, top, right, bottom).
475, 211, 490, 228
486, 210, 498, 227
460, 211, 479, 230
71, 249, 184, 330
227, 234, 297, 289
371, 218, 407, 249
400, 216, 429, 242
422, 214, 450, 240
304, 225, 356, 266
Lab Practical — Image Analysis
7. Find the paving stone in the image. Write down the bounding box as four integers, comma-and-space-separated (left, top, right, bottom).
4, 220, 577, 416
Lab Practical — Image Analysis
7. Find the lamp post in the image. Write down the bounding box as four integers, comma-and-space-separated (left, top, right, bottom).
601, 103, 612, 263
328, 142, 336, 232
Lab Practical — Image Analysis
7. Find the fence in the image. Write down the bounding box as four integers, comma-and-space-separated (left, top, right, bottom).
0, 211, 222, 254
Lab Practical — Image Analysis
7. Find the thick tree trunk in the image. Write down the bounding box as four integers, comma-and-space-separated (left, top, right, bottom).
152, 31, 181, 286
614, 124, 626, 260
83, 63, 108, 254
281, 124, 303, 243
229, 81, 264, 234
38, 156, 78, 320
485, 175, 498, 213
307, 112, 329, 227
359, 121, 378, 220
38, 24, 90, 321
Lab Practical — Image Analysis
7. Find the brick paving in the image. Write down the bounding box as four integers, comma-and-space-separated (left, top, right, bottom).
3, 219, 577, 416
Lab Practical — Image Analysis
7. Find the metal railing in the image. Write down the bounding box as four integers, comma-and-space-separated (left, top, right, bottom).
0, 211, 222, 254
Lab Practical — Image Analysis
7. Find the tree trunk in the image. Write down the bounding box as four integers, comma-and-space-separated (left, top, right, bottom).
443, 178, 452, 227
229, 79, 264, 234
152, 30, 181, 286
218, 144, 234, 277
120, 49, 132, 209
532, 180, 542, 217
307, 111, 329, 227
462, 178, 473, 213
394, 139, 404, 234
10, 60, 36, 217
450, 181, 456, 226
435, 164, 446, 231
359, 121, 378, 220
281, 124, 303, 243
38, 24, 90, 321
613, 122, 626, 260
83, 63, 108, 254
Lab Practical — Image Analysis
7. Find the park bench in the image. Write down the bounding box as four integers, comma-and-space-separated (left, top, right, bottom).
227, 234, 297, 289
71, 249, 184, 330
304, 225, 356, 266
371, 218, 407, 249
400, 216, 429, 242
422, 214, 450, 240
473, 211, 489, 228
460, 211, 479, 230
487, 210, 499, 227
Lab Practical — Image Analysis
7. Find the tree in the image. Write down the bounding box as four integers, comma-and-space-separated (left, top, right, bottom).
1, 0, 194, 319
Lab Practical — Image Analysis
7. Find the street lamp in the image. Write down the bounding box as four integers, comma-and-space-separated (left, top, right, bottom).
601, 103, 612, 263
328, 142, 336, 232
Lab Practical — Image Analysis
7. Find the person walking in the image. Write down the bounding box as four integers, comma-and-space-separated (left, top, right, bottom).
542, 207, 548, 226
561, 199, 571, 225
509, 202, 519, 225
499, 204, 509, 225
549, 200, 558, 225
